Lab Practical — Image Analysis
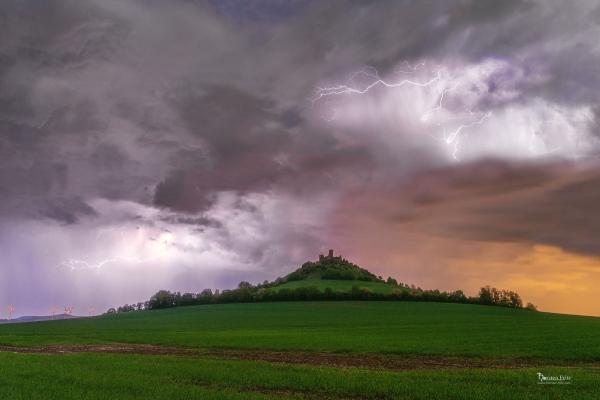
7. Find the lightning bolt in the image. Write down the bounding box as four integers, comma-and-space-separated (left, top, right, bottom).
59, 256, 160, 271
393, 60, 426, 74
311, 66, 442, 103
419, 83, 458, 122
59, 226, 174, 272
444, 111, 493, 160
312, 63, 494, 160
444, 112, 493, 145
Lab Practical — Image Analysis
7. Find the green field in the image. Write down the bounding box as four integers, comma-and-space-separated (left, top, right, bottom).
0, 352, 596, 400
1, 301, 598, 399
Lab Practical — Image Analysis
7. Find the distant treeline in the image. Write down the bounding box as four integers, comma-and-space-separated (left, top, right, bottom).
108, 283, 537, 314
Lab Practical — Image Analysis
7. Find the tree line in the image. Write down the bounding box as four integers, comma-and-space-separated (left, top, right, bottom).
107, 281, 537, 314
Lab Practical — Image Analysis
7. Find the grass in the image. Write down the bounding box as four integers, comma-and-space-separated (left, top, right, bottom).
0, 352, 596, 400
1, 301, 599, 399
273, 278, 398, 293
0, 301, 599, 361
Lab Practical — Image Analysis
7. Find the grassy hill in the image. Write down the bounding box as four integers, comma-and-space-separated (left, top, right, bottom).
137, 251, 527, 310
270, 250, 402, 294
274, 277, 398, 293
281, 251, 384, 282
0, 302, 599, 399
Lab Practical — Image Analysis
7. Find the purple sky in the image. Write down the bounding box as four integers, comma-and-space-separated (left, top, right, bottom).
2, 0, 600, 316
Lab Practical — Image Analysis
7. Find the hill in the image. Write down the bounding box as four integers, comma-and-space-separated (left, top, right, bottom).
0, 314, 77, 324
131, 250, 529, 310
282, 249, 384, 282
272, 249, 400, 294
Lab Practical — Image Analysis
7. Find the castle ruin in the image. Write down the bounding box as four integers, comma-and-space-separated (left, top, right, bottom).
319, 249, 342, 262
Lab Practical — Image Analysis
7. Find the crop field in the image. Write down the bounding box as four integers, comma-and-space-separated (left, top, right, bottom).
2, 302, 600, 360
0, 301, 599, 399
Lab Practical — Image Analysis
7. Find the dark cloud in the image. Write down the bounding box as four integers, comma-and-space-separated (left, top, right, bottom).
2, 0, 598, 219
38, 197, 97, 224
91, 143, 128, 169
337, 159, 600, 258
161, 215, 223, 229
447, 166, 600, 256
210, 0, 311, 23
175, 85, 284, 157
1, 0, 600, 314
402, 159, 558, 205
153, 170, 202, 213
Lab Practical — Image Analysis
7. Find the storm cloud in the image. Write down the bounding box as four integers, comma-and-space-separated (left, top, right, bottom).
1, 0, 600, 315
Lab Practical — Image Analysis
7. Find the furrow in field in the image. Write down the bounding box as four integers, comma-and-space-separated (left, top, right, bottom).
0, 344, 596, 371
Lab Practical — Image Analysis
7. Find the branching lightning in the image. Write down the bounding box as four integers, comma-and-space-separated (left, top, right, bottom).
311, 66, 442, 103
444, 111, 493, 160
444, 112, 493, 145
311, 63, 494, 160
393, 61, 426, 74
419, 83, 458, 122
59, 226, 175, 272
59, 255, 160, 271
